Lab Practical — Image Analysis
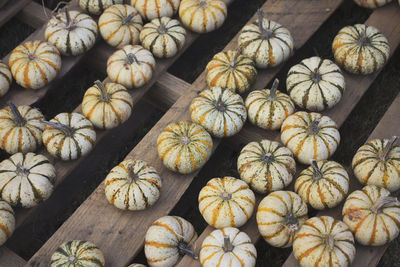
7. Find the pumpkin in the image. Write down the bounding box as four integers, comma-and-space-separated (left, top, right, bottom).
198, 176, 255, 228
352, 136, 400, 192
237, 139, 296, 194
0, 61, 12, 97
139, 17, 186, 58
332, 24, 390, 75
99, 4, 143, 49
8, 40, 62, 90
132, 0, 180, 21
78, 0, 123, 15
205, 50, 257, 94
42, 112, 96, 161
286, 57, 345, 111
0, 152, 56, 208
0, 201, 15, 246
107, 44, 156, 89
342, 185, 400, 246
128, 264, 146, 267
238, 10, 293, 69
145, 216, 197, 267
281, 111, 340, 165
189, 86, 247, 138
354, 0, 392, 8
199, 227, 257, 267
293, 216, 355, 267
179, 0, 227, 33
82, 80, 133, 129
157, 121, 212, 174
51, 240, 105, 267
245, 79, 295, 130
104, 159, 161, 210
256, 191, 308, 248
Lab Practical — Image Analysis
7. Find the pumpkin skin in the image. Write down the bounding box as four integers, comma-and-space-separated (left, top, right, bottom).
332, 24, 390, 75
354, 0, 392, 8
198, 176, 255, 228
145, 216, 197, 267
133, 0, 180, 20
287, 57, 345, 111
179, 0, 227, 33
0, 152, 56, 208
0, 201, 15, 246
51, 240, 105, 267
79, 0, 123, 15
128, 265, 146, 267
352, 137, 400, 192
140, 17, 186, 59
0, 61, 12, 97
342, 185, 400, 246
107, 44, 156, 89
281, 111, 340, 165
190, 86, 247, 138
293, 216, 355, 267
157, 121, 213, 174
9, 40, 62, 90
200, 227, 257, 267
205, 50, 257, 94
237, 139, 296, 194
257, 191, 308, 248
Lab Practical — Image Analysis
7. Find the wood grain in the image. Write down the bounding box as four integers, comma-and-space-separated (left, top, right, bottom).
0, 247, 26, 267
0, 0, 30, 28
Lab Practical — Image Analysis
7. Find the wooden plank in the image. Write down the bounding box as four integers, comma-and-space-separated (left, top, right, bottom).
0, 247, 26, 267
0, 0, 31, 28
17, 0, 50, 29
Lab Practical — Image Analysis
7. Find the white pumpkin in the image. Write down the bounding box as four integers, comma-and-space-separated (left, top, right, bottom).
0, 201, 15, 246
51, 240, 105, 266
79, 0, 123, 15
132, 0, 180, 20
0, 61, 12, 97
354, 0, 392, 8
128, 264, 146, 267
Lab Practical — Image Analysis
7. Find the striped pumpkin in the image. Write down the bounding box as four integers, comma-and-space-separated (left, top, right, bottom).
179, 0, 227, 33
354, 0, 392, 8
245, 79, 295, 130
281, 111, 340, 165
51, 240, 105, 267
190, 86, 247, 138
42, 113, 96, 161
237, 139, 296, 194
140, 17, 186, 58
104, 159, 161, 210
257, 191, 308, 248
99, 4, 143, 49
9, 40, 61, 90
287, 57, 345, 111
343, 185, 400, 246
332, 24, 390, 75
0, 152, 56, 208
78, 0, 123, 15
352, 137, 400, 192
295, 160, 349, 210
145, 216, 197, 267
0, 61, 12, 97
0, 201, 14, 246
198, 176, 255, 228
128, 264, 146, 267
82, 80, 133, 129
238, 10, 293, 69
157, 121, 212, 174
132, 0, 180, 20
200, 227, 257, 267
293, 216, 355, 267
205, 50, 257, 94
107, 44, 156, 89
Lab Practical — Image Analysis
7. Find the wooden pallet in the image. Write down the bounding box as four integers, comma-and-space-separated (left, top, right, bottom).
0, 0, 399, 266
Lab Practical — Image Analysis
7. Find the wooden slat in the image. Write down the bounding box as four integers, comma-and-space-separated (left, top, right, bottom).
17, 0, 50, 29
0, 247, 26, 267
0, 0, 31, 28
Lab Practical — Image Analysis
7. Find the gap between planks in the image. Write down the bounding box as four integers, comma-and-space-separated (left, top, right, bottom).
0, 0, 31, 28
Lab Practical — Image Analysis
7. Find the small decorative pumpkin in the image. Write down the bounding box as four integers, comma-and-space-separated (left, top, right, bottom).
157, 121, 212, 174
200, 227, 257, 267
342, 185, 400, 246
42, 113, 96, 161
9, 40, 62, 90
0, 61, 12, 97
104, 159, 161, 210
238, 10, 293, 69
51, 240, 105, 267
145, 216, 197, 267
132, 0, 180, 21
99, 4, 143, 49
237, 139, 296, 194
198, 176, 255, 228
0, 102, 45, 154
190, 86, 247, 138
205, 50, 257, 94
281, 111, 340, 165
286, 57, 345, 111
82, 80, 133, 129
0, 152, 56, 208
354, 0, 392, 8
128, 264, 146, 267
257, 191, 308, 248
179, 0, 227, 33
140, 17, 186, 58
78, 0, 123, 15
332, 24, 390, 75
107, 44, 156, 89
293, 216, 355, 267
0, 201, 15, 246
352, 136, 400, 192
245, 79, 295, 130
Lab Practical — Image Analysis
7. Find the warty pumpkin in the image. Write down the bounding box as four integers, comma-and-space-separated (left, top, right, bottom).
132, 0, 180, 20
0, 201, 14, 246
51, 240, 105, 267
0, 61, 12, 97
78, 0, 123, 15
354, 0, 392, 8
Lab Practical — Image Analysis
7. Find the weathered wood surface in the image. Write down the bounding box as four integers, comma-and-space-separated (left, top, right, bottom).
0, 246, 26, 267
0, 0, 31, 28
17, 0, 50, 29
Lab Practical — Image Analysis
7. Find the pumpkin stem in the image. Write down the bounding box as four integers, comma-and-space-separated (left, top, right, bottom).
379, 136, 398, 162
308, 120, 320, 135
370, 195, 399, 214
323, 234, 335, 250
127, 161, 139, 182
122, 12, 135, 25
214, 93, 227, 112
310, 68, 322, 83
41, 121, 75, 136
180, 135, 191, 145
267, 78, 279, 101
257, 9, 273, 39
7, 102, 26, 127
285, 212, 299, 233
311, 160, 323, 180
358, 30, 370, 47
261, 152, 275, 163
126, 53, 140, 65
67, 255, 78, 264
64, 8, 70, 26
229, 49, 241, 69
223, 235, 234, 252
15, 164, 30, 177
220, 192, 232, 200
157, 20, 167, 34
94, 80, 110, 102
178, 242, 198, 259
